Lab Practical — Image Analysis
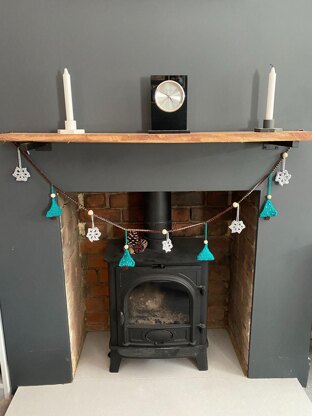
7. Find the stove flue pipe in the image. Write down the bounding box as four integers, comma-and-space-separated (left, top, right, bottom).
144, 192, 172, 250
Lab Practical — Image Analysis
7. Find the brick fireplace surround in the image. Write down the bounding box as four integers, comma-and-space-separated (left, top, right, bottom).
60, 190, 259, 375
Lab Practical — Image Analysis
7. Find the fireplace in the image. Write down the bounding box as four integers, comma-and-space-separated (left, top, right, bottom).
58, 190, 260, 375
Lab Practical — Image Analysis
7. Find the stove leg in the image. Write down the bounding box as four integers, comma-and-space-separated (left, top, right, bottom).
109, 351, 122, 372
195, 350, 208, 371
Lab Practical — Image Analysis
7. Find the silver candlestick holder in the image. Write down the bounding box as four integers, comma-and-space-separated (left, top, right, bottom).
254, 119, 283, 132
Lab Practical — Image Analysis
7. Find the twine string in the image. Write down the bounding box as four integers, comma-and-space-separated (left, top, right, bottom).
17, 148, 22, 169
236, 203, 240, 222
268, 174, 272, 195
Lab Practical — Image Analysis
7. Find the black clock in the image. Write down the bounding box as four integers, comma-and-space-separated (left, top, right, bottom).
149, 75, 189, 133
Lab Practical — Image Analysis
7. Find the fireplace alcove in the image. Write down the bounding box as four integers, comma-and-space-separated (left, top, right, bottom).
60, 190, 259, 376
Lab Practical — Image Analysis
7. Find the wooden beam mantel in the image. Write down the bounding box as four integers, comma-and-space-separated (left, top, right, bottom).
0, 131, 311, 144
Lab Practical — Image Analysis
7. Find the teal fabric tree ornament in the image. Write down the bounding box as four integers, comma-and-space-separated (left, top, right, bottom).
197, 223, 215, 261
260, 174, 278, 219
119, 230, 135, 268
46, 185, 62, 218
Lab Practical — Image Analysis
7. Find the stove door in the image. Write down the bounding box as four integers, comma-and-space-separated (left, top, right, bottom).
115, 265, 207, 347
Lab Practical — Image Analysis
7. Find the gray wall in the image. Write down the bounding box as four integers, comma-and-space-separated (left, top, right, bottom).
0, 0, 312, 389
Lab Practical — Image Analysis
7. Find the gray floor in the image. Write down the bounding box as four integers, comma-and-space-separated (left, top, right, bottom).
4, 330, 312, 416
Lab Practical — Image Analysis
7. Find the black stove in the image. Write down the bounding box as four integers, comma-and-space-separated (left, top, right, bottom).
104, 193, 209, 372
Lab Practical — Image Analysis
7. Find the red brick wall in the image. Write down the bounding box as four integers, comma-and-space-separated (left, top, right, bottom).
171, 192, 232, 327
79, 193, 144, 330
228, 191, 259, 374
60, 197, 85, 374
79, 192, 232, 331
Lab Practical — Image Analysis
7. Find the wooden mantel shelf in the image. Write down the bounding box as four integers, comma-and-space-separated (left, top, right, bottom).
0, 131, 311, 144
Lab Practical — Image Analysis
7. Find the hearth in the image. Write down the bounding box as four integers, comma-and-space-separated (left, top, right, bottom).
104, 192, 209, 372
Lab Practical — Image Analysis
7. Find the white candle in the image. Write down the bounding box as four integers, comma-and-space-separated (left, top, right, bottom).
265, 65, 276, 120
63, 68, 74, 121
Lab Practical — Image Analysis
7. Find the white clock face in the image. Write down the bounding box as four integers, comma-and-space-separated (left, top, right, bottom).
154, 80, 185, 113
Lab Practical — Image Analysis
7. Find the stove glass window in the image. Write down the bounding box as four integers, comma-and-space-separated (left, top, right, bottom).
127, 281, 190, 325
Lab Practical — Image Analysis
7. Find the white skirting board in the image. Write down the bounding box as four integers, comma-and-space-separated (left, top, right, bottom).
0, 307, 11, 399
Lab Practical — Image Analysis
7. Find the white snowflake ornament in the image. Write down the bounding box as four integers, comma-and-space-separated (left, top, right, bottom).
12, 166, 31, 182
229, 220, 246, 234
86, 210, 101, 242
162, 230, 173, 253
229, 202, 246, 234
275, 170, 291, 186
275, 152, 291, 186
12, 148, 30, 182
86, 226, 101, 242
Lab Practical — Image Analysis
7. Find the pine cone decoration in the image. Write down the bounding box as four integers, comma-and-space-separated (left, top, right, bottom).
128, 231, 148, 254
128, 231, 140, 246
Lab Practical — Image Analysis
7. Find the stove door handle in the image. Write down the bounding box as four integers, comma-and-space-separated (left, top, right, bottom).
120, 311, 125, 326
197, 285, 206, 295
197, 323, 206, 332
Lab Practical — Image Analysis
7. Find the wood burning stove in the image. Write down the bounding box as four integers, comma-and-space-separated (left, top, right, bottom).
104, 193, 209, 372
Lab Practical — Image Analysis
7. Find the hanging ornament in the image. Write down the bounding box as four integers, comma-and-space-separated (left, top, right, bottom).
128, 231, 148, 254
197, 223, 215, 261
12, 147, 30, 182
275, 152, 291, 186
46, 185, 62, 218
229, 202, 246, 234
119, 230, 135, 268
86, 210, 101, 242
259, 174, 278, 219
162, 229, 173, 253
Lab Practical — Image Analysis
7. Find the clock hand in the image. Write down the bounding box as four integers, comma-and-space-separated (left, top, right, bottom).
158, 91, 171, 98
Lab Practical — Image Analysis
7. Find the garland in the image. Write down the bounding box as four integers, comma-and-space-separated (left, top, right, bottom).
10, 142, 291, 267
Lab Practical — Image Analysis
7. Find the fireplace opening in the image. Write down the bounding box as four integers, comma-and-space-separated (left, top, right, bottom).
128, 281, 190, 325
59, 190, 260, 376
